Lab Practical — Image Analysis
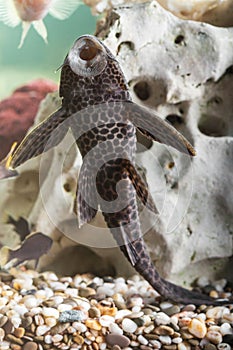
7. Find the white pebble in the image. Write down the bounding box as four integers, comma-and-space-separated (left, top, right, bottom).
65, 288, 78, 297
12, 305, 28, 316
31, 307, 42, 315
155, 312, 171, 325
144, 324, 154, 333
57, 303, 73, 312
50, 282, 66, 291
44, 335, 53, 344
217, 344, 231, 350
42, 307, 59, 319
220, 322, 232, 335
99, 315, 115, 327
197, 276, 209, 287
159, 335, 171, 345
178, 342, 191, 350
109, 322, 123, 335
138, 335, 148, 345
172, 337, 183, 344
160, 302, 174, 310
23, 296, 38, 309
11, 316, 21, 328
96, 286, 114, 296
52, 334, 63, 343
132, 306, 141, 313
115, 309, 132, 320
52, 296, 64, 305
122, 318, 138, 333
0, 298, 8, 307
99, 343, 107, 350
72, 322, 87, 333
36, 325, 51, 336
0, 341, 10, 350
206, 307, 230, 319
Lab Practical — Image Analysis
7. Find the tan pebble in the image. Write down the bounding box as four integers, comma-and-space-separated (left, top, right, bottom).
23, 341, 38, 350
188, 339, 200, 346
188, 318, 207, 338
163, 345, 177, 350
178, 342, 191, 350
0, 315, 8, 328
45, 317, 57, 327
0, 328, 5, 341
96, 336, 105, 343
92, 342, 99, 350
11, 345, 22, 350
155, 325, 174, 336
223, 313, 233, 322
206, 330, 222, 344
73, 335, 84, 344
14, 327, 25, 338
85, 319, 102, 330
99, 306, 117, 316
6, 334, 24, 345
209, 290, 219, 298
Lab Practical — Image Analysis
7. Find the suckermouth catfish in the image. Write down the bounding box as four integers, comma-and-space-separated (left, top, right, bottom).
3, 35, 230, 305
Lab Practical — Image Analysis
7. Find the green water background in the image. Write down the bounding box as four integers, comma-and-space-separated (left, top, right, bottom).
0, 4, 96, 99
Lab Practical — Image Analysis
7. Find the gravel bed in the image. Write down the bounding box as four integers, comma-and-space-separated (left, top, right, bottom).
0, 268, 232, 350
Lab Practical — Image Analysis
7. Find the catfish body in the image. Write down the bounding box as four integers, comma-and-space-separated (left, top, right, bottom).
6, 35, 230, 305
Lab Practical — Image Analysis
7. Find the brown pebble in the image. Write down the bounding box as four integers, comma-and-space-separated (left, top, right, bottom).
163, 345, 177, 350
144, 334, 159, 340
204, 344, 217, 350
79, 287, 96, 298
6, 334, 24, 345
106, 334, 130, 348
3, 319, 14, 334
89, 307, 101, 318
21, 316, 33, 329
23, 342, 38, 350
14, 327, 25, 338
99, 306, 117, 316
85, 319, 101, 330
92, 342, 99, 350
155, 325, 174, 336
50, 322, 69, 335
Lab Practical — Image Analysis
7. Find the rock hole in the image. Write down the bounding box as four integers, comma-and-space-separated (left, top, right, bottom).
166, 114, 183, 125
174, 35, 185, 45
63, 183, 71, 192
115, 32, 121, 39
117, 41, 135, 54
198, 114, 228, 137
133, 81, 151, 101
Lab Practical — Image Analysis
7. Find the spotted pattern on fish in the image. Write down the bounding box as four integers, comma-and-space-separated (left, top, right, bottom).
8, 35, 230, 305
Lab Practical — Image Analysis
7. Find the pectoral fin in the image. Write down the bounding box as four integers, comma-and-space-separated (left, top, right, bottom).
125, 102, 196, 156
9, 108, 68, 169
123, 159, 157, 215
74, 162, 98, 227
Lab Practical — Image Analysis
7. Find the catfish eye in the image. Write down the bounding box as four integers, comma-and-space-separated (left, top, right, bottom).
79, 43, 98, 61
68, 36, 108, 77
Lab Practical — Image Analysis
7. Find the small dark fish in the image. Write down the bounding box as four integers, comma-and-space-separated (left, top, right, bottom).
0, 232, 52, 268
6, 35, 230, 305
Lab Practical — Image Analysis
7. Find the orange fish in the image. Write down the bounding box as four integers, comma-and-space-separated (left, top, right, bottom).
0, 0, 82, 48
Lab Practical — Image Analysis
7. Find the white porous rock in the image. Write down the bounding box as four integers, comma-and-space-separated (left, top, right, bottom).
101, 1, 233, 284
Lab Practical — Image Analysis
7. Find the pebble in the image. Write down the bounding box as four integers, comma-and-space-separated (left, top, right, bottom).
42, 307, 59, 319
155, 325, 174, 336
154, 312, 171, 325
99, 315, 115, 327
73, 335, 84, 344
122, 318, 138, 333
23, 342, 38, 350
85, 319, 102, 330
178, 341, 191, 350
188, 318, 207, 338
138, 335, 148, 345
109, 322, 123, 335
206, 330, 223, 344
217, 344, 231, 350
159, 335, 172, 345
13, 327, 25, 338
106, 334, 130, 347
59, 310, 85, 323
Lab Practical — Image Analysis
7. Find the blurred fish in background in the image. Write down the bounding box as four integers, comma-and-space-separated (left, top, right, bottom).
0, 0, 82, 48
